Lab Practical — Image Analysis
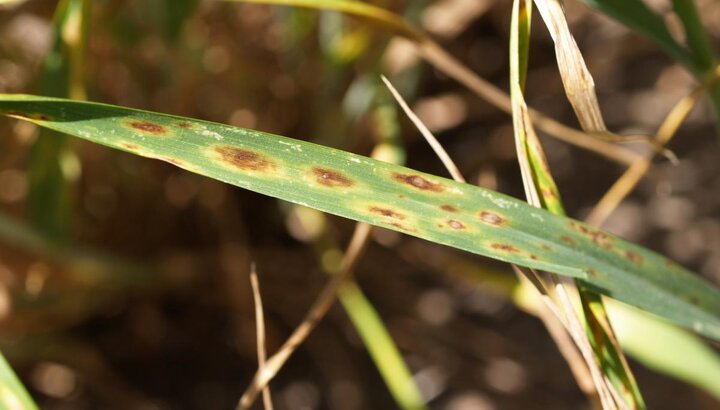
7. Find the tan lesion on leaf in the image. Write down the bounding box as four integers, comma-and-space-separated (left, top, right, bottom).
440, 204, 458, 212
120, 142, 141, 151
312, 167, 355, 188
624, 250, 643, 266
392, 173, 444, 192
209, 145, 278, 173
478, 211, 506, 227
121, 118, 173, 137
490, 243, 519, 253
446, 219, 465, 230
568, 220, 614, 249
369, 206, 406, 220
560, 235, 575, 245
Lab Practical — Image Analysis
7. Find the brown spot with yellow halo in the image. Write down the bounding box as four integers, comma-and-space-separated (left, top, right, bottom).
177, 121, 193, 129
440, 204, 458, 212
446, 220, 465, 230
213, 146, 275, 172
121, 143, 140, 151
569, 221, 613, 249
625, 250, 643, 266
392, 173, 444, 192
491, 243, 519, 253
478, 211, 505, 226
124, 119, 170, 136
370, 206, 405, 220
312, 167, 354, 188
560, 236, 575, 245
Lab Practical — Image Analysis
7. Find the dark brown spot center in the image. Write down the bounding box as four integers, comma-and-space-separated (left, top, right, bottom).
128, 120, 168, 136
393, 173, 443, 192
625, 250, 643, 265
447, 220, 465, 230
215, 146, 274, 171
491, 243, 519, 252
313, 167, 354, 187
479, 211, 505, 226
370, 206, 405, 220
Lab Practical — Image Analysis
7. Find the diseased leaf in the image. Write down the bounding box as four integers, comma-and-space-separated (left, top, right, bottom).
1, 94, 720, 341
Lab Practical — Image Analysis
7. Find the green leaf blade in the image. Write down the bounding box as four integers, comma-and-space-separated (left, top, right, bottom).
2, 94, 720, 340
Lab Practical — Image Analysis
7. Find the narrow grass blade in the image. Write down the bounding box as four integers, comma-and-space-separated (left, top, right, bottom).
0, 352, 38, 410
669, 0, 720, 126
1, 94, 720, 341
671, 0, 715, 71
338, 282, 426, 410
28, 0, 88, 241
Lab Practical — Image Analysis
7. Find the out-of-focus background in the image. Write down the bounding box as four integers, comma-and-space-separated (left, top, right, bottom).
0, 0, 719, 409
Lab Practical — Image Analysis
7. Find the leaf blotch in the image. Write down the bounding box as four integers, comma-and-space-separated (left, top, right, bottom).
446, 219, 465, 230
540, 244, 552, 251
393, 173, 443, 192
177, 121, 193, 129
313, 167, 354, 188
370, 206, 405, 220
569, 221, 613, 248
541, 188, 558, 200
440, 204, 458, 212
490, 243, 519, 252
478, 211, 505, 226
214, 146, 275, 172
125, 120, 169, 136
560, 236, 575, 245
625, 250, 643, 265
121, 143, 140, 151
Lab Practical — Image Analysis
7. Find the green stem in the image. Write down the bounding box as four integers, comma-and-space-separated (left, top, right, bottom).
671, 0, 720, 128
0, 351, 38, 410
338, 282, 427, 410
